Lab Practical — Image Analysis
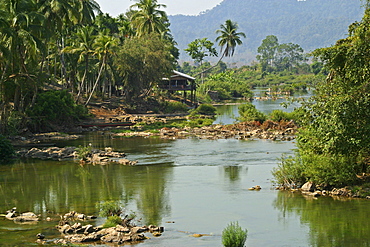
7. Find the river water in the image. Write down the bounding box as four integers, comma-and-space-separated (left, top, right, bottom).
1, 93, 370, 246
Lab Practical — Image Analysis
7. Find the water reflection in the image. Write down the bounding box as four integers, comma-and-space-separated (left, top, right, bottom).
223, 165, 247, 182
273, 191, 370, 247
0, 160, 173, 226
215, 104, 239, 125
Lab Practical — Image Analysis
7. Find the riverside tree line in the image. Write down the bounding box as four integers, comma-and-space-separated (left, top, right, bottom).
0, 0, 178, 133
0, 0, 250, 134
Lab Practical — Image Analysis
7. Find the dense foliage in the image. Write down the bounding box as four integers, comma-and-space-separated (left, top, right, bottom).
0, 0, 179, 134
26, 90, 88, 131
257, 35, 306, 72
178, 37, 322, 103
0, 134, 15, 161
273, 4, 370, 188
196, 71, 253, 102
161, 101, 188, 114
189, 104, 217, 116
114, 33, 174, 103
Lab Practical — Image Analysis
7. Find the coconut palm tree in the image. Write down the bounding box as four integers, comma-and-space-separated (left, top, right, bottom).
1, 0, 45, 111
130, 0, 168, 37
63, 25, 96, 101
193, 19, 245, 78
75, 0, 101, 24
0, 13, 12, 133
215, 19, 246, 60
85, 31, 118, 105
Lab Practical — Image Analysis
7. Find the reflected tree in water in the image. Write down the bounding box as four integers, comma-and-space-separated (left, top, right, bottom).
0, 160, 173, 227
224, 165, 243, 182
273, 191, 370, 247
136, 166, 172, 225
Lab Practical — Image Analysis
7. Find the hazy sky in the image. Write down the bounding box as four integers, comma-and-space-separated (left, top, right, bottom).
96, 0, 224, 16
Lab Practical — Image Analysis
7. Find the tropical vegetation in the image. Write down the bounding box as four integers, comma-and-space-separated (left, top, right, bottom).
273, 3, 370, 188
0, 0, 178, 134
0, 134, 15, 161
178, 34, 321, 103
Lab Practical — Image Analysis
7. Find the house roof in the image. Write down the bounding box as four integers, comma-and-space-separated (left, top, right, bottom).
171, 70, 195, 81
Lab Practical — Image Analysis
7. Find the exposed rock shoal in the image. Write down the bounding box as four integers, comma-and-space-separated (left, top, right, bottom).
278, 181, 370, 199
114, 120, 298, 141
16, 146, 137, 165
53, 211, 164, 245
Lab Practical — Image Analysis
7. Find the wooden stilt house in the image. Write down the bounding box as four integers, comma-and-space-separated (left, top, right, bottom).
159, 70, 197, 105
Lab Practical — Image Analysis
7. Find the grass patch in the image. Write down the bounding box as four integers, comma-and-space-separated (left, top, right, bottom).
222, 221, 248, 247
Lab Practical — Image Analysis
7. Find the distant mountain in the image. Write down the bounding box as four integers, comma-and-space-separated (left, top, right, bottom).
169, 0, 365, 64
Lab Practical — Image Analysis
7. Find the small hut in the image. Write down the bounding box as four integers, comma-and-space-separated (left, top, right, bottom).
159, 70, 197, 105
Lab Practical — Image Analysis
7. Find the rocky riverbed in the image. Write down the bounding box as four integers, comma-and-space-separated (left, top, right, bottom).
113, 120, 298, 141
3, 208, 163, 245
16, 146, 138, 165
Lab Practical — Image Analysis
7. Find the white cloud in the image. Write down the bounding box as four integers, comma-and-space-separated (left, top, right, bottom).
97, 0, 223, 17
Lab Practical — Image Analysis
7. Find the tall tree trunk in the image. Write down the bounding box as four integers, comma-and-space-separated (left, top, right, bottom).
85, 55, 106, 105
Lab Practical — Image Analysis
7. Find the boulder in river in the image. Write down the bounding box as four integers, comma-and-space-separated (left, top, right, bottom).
4, 208, 39, 223
301, 182, 315, 192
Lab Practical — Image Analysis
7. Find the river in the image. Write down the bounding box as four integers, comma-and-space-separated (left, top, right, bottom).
1, 93, 370, 246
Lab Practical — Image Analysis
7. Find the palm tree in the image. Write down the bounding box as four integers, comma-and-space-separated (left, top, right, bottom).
2, 0, 45, 111
63, 25, 96, 101
194, 19, 245, 77
0, 13, 12, 133
37, 0, 78, 35
117, 14, 135, 40
75, 0, 101, 24
216, 19, 246, 60
85, 32, 118, 105
130, 0, 168, 37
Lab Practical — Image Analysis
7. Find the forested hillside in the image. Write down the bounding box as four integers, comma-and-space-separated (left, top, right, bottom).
169, 0, 365, 64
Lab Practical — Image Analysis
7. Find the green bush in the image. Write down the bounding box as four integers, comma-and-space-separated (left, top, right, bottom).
272, 152, 363, 188
103, 215, 123, 228
26, 90, 88, 130
222, 221, 248, 247
238, 103, 266, 122
0, 134, 15, 161
197, 71, 253, 101
75, 145, 92, 161
269, 109, 299, 122
190, 104, 217, 116
161, 101, 188, 113
7, 111, 26, 135
272, 154, 306, 188
187, 118, 214, 128
97, 201, 122, 218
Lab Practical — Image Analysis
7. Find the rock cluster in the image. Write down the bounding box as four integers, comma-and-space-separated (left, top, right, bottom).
16, 146, 137, 165
17, 146, 76, 160
5, 208, 39, 223
159, 121, 297, 141
10, 132, 81, 146
290, 182, 370, 199
54, 212, 164, 245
